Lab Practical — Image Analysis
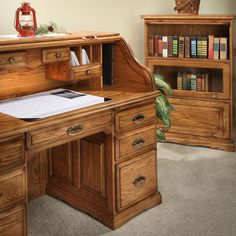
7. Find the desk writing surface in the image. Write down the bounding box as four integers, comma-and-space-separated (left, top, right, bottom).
0, 88, 159, 139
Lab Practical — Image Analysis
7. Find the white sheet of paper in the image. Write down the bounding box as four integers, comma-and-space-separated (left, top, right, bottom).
0, 89, 104, 119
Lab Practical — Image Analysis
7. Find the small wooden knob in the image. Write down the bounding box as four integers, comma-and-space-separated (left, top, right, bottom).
86, 70, 91, 75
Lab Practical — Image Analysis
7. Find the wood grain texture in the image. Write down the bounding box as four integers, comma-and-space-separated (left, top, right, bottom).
116, 150, 157, 210
0, 204, 26, 236
27, 151, 48, 201
0, 168, 26, 210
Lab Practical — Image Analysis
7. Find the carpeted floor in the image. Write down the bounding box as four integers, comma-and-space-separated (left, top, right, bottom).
29, 143, 236, 236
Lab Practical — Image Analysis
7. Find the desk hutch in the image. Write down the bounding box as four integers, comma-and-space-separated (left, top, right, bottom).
0, 32, 161, 235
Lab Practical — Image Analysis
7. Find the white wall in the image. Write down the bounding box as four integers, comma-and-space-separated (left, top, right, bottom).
0, 0, 236, 62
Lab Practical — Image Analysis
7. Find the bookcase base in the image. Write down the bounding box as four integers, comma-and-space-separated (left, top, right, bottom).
163, 132, 235, 152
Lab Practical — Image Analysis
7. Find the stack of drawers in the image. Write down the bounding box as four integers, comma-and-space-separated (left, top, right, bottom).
0, 135, 27, 236
115, 100, 158, 211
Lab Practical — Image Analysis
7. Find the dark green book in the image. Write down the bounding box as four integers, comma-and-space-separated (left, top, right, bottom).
172, 36, 179, 58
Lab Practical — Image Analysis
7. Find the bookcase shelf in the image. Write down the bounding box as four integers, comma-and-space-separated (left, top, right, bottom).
142, 15, 235, 151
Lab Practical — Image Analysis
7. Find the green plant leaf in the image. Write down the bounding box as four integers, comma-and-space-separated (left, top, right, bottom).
156, 128, 165, 141
154, 74, 173, 96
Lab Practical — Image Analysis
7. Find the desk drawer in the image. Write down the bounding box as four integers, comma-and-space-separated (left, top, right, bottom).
115, 102, 156, 132
116, 125, 156, 160
0, 136, 24, 171
0, 204, 26, 236
42, 47, 70, 63
116, 151, 157, 210
0, 52, 26, 68
27, 110, 112, 149
71, 64, 102, 81
0, 168, 26, 210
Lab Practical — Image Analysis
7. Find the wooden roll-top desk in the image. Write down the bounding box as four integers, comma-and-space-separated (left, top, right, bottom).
0, 32, 161, 235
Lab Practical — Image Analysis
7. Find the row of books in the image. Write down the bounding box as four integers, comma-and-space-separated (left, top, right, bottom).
148, 35, 228, 60
177, 72, 209, 91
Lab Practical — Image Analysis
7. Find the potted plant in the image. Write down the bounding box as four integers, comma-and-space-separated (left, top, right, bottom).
154, 74, 173, 141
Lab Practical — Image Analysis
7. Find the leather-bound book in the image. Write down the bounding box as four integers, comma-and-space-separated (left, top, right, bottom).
208, 35, 214, 59
148, 35, 154, 56
172, 36, 179, 58
185, 36, 190, 58
178, 36, 185, 58
168, 36, 173, 57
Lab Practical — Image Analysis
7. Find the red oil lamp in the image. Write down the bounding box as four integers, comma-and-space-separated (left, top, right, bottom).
15, 2, 37, 37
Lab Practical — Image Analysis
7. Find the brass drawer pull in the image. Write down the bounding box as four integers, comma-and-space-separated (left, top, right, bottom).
132, 114, 145, 124
86, 70, 91, 75
133, 176, 146, 187
67, 124, 84, 136
132, 138, 145, 149
9, 57, 16, 64
55, 52, 62, 58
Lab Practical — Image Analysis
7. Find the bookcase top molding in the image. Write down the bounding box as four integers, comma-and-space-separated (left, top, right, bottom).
141, 15, 235, 20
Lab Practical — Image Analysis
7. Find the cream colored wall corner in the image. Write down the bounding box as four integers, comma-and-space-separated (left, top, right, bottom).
0, 0, 236, 63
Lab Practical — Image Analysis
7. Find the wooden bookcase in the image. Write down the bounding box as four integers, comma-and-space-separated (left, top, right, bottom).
141, 15, 235, 151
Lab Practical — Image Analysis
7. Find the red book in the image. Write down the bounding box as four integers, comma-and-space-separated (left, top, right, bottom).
148, 35, 154, 56
208, 35, 214, 59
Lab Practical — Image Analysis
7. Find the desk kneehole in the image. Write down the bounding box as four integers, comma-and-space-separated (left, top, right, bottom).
26, 110, 112, 150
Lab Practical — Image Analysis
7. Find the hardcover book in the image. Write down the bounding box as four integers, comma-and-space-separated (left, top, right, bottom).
177, 72, 183, 90
196, 73, 202, 91
184, 36, 190, 58
191, 74, 197, 91
208, 35, 214, 59
172, 36, 179, 58
157, 36, 163, 57
190, 36, 197, 58
182, 72, 188, 90
202, 36, 208, 59
197, 36, 202, 58
168, 36, 173, 57
162, 36, 168, 58
148, 35, 154, 56
213, 37, 220, 59
179, 36, 185, 58
220, 37, 227, 60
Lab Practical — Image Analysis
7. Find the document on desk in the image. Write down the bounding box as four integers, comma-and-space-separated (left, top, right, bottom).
0, 89, 104, 119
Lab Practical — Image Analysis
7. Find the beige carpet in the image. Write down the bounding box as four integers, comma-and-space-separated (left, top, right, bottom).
29, 143, 236, 236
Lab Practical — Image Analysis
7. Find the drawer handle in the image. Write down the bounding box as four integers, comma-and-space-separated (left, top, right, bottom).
133, 176, 146, 187
67, 124, 84, 136
86, 70, 91, 75
132, 138, 145, 149
132, 114, 145, 124
55, 52, 62, 58
0, 192, 3, 198
9, 57, 16, 64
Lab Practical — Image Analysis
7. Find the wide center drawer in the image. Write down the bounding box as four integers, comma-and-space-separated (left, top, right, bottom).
116, 125, 156, 160
0, 135, 25, 171
116, 150, 157, 210
27, 110, 112, 149
0, 168, 26, 210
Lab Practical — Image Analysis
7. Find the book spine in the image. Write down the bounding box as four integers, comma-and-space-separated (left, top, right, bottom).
184, 36, 190, 58
220, 37, 227, 60
208, 35, 214, 59
162, 36, 168, 58
172, 36, 179, 58
177, 72, 183, 90
201, 73, 206, 91
190, 36, 197, 58
182, 73, 188, 90
168, 36, 173, 57
186, 73, 192, 90
197, 36, 202, 58
213, 37, 220, 60
157, 36, 163, 57
179, 36, 185, 58
191, 74, 197, 91
196, 74, 202, 91
202, 36, 208, 59
205, 73, 209, 92
148, 35, 154, 56
154, 35, 159, 57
